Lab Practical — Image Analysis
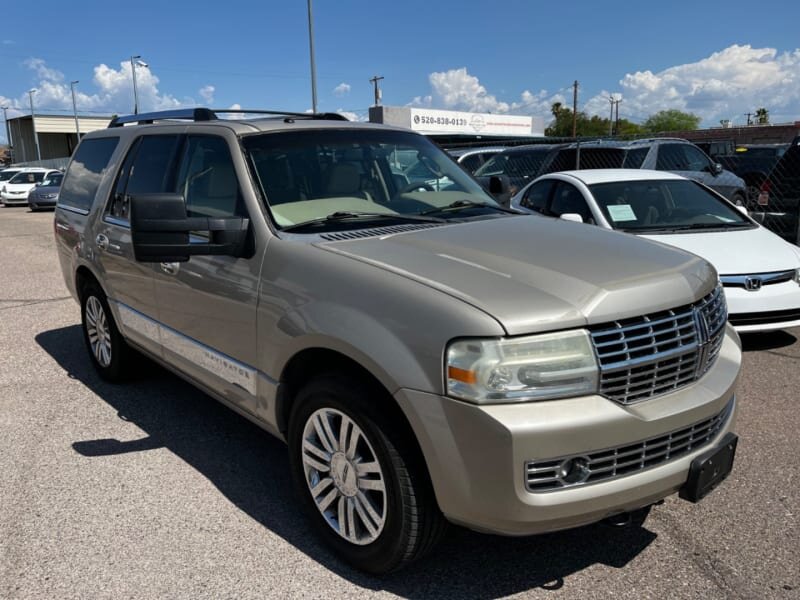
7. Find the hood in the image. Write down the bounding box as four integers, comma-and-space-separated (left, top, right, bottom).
641, 225, 800, 275
317, 217, 716, 335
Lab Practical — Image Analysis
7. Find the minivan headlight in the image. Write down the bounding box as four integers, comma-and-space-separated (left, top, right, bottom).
446, 330, 599, 404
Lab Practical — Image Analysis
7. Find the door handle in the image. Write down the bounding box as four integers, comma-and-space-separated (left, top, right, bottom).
95, 234, 109, 250
160, 262, 180, 275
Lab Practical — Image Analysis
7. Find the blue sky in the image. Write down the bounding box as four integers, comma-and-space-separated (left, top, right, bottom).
1, 0, 799, 142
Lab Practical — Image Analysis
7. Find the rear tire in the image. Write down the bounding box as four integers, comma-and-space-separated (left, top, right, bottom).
80, 281, 132, 382
287, 374, 446, 573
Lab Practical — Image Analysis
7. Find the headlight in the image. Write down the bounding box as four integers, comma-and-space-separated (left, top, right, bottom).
446, 330, 599, 404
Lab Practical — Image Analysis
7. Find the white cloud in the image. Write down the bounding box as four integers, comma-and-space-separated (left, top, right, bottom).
198, 85, 215, 104
333, 82, 351, 97
409, 68, 564, 123
335, 109, 367, 122
584, 45, 800, 125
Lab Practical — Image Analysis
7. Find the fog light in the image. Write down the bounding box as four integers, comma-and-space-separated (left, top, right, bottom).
558, 457, 591, 484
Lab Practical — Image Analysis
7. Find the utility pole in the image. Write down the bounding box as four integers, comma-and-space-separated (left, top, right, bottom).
70, 80, 80, 144
369, 75, 385, 106
28, 89, 41, 162
1, 106, 12, 163
614, 98, 622, 135
572, 80, 578, 138
744, 112, 752, 126
307, 0, 318, 113
608, 96, 615, 136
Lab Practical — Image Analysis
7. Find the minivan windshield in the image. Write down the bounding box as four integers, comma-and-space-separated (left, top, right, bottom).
9, 171, 45, 184
589, 179, 753, 233
243, 129, 504, 231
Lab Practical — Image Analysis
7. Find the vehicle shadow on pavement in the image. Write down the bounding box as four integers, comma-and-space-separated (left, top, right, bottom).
739, 330, 797, 352
36, 324, 657, 599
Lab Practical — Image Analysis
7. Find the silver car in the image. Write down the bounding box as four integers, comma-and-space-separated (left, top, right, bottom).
28, 171, 63, 211
54, 108, 741, 573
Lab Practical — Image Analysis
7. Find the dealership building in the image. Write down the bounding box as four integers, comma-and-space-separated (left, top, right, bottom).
6, 113, 112, 164
368, 106, 545, 145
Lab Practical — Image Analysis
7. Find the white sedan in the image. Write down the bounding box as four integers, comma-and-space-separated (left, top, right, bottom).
511, 169, 800, 332
0, 168, 60, 205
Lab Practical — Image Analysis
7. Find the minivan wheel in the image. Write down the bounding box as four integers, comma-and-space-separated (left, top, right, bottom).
80, 282, 131, 382
288, 375, 446, 574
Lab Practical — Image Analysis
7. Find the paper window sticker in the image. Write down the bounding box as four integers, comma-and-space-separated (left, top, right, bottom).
607, 204, 637, 222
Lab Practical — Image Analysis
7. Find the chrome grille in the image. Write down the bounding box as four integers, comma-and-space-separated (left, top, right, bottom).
525, 398, 734, 492
590, 285, 727, 404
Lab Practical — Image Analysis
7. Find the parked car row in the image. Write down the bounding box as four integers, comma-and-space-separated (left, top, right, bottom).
0, 167, 63, 210
460, 138, 747, 205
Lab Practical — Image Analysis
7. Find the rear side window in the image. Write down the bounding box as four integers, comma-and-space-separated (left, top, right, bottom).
623, 148, 648, 168
126, 135, 182, 196
59, 137, 119, 212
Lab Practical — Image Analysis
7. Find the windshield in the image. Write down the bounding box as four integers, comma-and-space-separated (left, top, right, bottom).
9, 171, 45, 184
0, 170, 21, 182
589, 179, 752, 232
40, 173, 63, 187
475, 150, 548, 177
243, 129, 500, 230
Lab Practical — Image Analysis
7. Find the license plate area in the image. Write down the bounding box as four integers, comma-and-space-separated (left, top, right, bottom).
679, 432, 738, 503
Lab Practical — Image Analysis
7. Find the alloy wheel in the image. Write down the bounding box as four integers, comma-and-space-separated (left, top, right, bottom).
85, 296, 112, 367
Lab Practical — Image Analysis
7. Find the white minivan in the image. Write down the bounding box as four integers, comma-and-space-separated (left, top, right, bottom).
1, 168, 61, 205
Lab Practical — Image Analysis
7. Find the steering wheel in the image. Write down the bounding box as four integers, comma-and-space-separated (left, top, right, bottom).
396, 181, 435, 195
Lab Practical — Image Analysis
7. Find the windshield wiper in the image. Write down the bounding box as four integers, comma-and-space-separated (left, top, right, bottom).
282, 211, 446, 232
419, 200, 519, 216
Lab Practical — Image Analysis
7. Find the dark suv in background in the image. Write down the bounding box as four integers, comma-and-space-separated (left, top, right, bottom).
540, 139, 747, 204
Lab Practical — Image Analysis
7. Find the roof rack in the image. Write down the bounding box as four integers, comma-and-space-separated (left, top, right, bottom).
107, 108, 349, 128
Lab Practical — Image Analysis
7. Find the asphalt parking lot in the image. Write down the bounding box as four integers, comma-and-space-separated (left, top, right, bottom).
1, 207, 798, 599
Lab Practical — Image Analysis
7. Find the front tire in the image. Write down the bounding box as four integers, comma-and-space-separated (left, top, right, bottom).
287, 375, 446, 573
80, 282, 132, 382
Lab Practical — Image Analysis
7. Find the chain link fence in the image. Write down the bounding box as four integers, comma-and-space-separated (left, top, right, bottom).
440, 134, 800, 245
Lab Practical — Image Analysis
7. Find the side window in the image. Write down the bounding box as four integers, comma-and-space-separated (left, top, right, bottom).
58, 137, 119, 212
550, 182, 594, 223
106, 135, 180, 222
623, 148, 648, 169
175, 135, 244, 218
683, 145, 712, 172
656, 144, 690, 171
520, 180, 553, 213
459, 154, 482, 173
126, 135, 182, 196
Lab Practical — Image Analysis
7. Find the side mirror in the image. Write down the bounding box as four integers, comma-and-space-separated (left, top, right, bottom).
488, 174, 512, 207
735, 205, 749, 216
130, 193, 250, 263
560, 213, 584, 223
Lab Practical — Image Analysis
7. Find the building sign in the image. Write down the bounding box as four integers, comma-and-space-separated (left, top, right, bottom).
408, 108, 542, 136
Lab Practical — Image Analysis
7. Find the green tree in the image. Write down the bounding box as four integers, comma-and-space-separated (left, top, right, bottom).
755, 107, 769, 124
642, 109, 701, 133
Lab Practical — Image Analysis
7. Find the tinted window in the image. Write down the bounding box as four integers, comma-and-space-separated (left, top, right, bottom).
623, 148, 648, 168
656, 144, 709, 172
520, 180, 553, 212
459, 154, 483, 173
126, 135, 181, 196
475, 150, 548, 177
59, 137, 119, 212
550, 182, 594, 223
175, 136, 244, 218
106, 138, 143, 221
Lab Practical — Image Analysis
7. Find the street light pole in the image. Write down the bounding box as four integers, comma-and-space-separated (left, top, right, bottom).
130, 55, 148, 115
28, 89, 41, 162
70, 80, 81, 143
1, 106, 12, 163
307, 0, 318, 113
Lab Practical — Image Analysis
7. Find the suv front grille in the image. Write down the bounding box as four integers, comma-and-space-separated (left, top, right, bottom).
589, 285, 727, 404
525, 398, 734, 492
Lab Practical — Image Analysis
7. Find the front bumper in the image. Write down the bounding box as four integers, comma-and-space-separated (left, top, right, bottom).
1, 192, 31, 205
396, 326, 741, 536
724, 280, 800, 332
